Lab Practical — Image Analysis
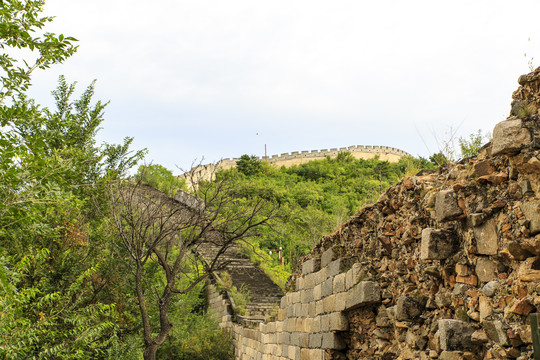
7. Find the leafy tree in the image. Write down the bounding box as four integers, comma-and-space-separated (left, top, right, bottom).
0, 0, 78, 103
458, 129, 489, 159
0, 76, 147, 358
236, 154, 263, 175
107, 171, 278, 360
429, 151, 448, 167
135, 164, 187, 196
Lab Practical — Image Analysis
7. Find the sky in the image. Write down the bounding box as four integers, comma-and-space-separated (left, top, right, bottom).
26, 0, 540, 174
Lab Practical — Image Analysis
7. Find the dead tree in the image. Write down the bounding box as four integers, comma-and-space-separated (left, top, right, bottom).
108, 169, 278, 360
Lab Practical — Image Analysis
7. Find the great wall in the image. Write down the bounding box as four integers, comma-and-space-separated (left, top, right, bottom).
178, 69, 540, 359
181, 145, 411, 187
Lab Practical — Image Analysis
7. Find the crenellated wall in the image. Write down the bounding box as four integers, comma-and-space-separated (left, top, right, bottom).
181, 145, 411, 188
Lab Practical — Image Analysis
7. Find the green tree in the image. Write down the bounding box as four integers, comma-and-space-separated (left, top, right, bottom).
135, 164, 186, 196
458, 129, 489, 159
0, 0, 77, 103
429, 151, 448, 167
0, 77, 146, 358
108, 172, 278, 360
236, 154, 263, 175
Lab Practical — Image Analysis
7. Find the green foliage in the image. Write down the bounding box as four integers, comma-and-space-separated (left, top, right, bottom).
217, 271, 251, 315
155, 276, 234, 360
458, 129, 489, 159
0, 79, 145, 356
0, 0, 78, 103
429, 151, 449, 166
236, 154, 264, 176
0, 249, 120, 359
511, 100, 537, 118
135, 164, 186, 196
219, 152, 432, 278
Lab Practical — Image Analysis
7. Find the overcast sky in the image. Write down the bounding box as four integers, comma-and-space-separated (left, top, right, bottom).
27, 0, 540, 173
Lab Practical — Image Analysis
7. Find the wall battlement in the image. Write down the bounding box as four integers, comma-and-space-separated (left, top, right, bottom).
181, 144, 411, 187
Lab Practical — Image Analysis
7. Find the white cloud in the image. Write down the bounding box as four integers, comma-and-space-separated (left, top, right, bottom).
25, 0, 540, 171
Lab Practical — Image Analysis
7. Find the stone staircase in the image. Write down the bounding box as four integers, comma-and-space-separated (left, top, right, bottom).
198, 241, 284, 325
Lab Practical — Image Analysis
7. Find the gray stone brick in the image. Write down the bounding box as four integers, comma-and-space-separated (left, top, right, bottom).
321, 278, 334, 297
313, 284, 322, 300
521, 201, 540, 235
328, 311, 349, 331
345, 281, 381, 310
438, 319, 475, 351
333, 272, 346, 293
435, 189, 463, 222
308, 333, 323, 348
474, 218, 498, 255
278, 332, 290, 345
321, 332, 346, 349
476, 258, 497, 282
395, 296, 423, 321
300, 289, 314, 303
335, 292, 347, 312
420, 228, 457, 260
492, 118, 531, 156
302, 258, 320, 275
321, 247, 337, 267
327, 259, 343, 277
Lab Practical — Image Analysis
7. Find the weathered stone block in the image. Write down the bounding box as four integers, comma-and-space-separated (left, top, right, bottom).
321, 332, 346, 349
298, 333, 309, 347
476, 258, 497, 282
320, 314, 330, 331
492, 118, 531, 156
295, 318, 304, 332
280, 294, 288, 309
328, 311, 349, 331
308, 302, 316, 317
326, 259, 343, 277
308, 333, 322, 348
287, 303, 294, 318
521, 201, 540, 235
345, 281, 381, 310
474, 218, 498, 255
291, 291, 301, 304
321, 246, 337, 267
438, 319, 475, 351
304, 273, 317, 289
312, 316, 321, 333
302, 258, 320, 275
278, 332, 290, 345
345, 262, 362, 289
435, 189, 463, 222
323, 294, 336, 313
295, 277, 304, 291
481, 320, 509, 345
321, 278, 334, 297
315, 300, 324, 315
286, 318, 296, 332
333, 272, 346, 293
313, 284, 322, 300
335, 292, 347, 312
300, 289, 314, 304
396, 296, 423, 321
420, 228, 456, 260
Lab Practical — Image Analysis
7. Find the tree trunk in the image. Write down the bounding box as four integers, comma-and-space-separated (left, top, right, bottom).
143, 344, 158, 360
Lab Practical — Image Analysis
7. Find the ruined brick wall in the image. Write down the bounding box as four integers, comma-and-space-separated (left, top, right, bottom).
207, 70, 540, 360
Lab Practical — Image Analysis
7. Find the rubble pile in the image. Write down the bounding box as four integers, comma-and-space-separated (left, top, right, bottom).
289, 69, 540, 359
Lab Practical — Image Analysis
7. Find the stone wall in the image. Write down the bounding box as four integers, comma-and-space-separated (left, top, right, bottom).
181, 145, 411, 188
205, 70, 540, 359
